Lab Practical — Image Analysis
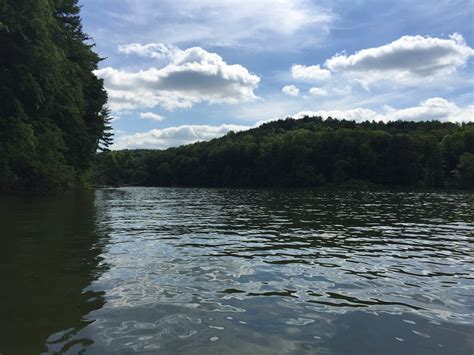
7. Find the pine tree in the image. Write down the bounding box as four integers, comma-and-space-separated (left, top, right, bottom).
0, 0, 111, 191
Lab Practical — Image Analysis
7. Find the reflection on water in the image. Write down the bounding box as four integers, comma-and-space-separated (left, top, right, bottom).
0, 192, 107, 354
1, 188, 473, 354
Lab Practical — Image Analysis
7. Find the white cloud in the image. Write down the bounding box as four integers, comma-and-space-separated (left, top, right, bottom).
282, 85, 300, 96
113, 123, 251, 149
294, 108, 377, 122
96, 46, 260, 111
291, 64, 331, 81
113, 0, 334, 49
308, 87, 328, 96
380, 98, 474, 123
113, 97, 473, 149
118, 43, 176, 59
332, 85, 352, 96
325, 33, 474, 86
293, 98, 474, 123
139, 112, 165, 121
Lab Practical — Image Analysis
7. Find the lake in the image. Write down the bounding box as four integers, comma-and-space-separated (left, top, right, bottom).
1, 188, 473, 354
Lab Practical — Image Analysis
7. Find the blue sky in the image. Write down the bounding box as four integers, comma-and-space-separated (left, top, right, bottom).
79, 0, 474, 149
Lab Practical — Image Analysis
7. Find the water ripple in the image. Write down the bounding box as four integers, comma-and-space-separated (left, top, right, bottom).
48, 188, 474, 353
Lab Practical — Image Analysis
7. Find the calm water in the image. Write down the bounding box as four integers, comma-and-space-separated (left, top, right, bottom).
1, 188, 473, 354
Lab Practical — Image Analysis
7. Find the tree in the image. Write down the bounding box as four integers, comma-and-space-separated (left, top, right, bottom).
93, 117, 473, 190
0, 0, 111, 191
455, 153, 474, 189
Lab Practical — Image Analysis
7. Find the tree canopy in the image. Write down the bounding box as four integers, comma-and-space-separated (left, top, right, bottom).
1, 2, 472, 191
95, 117, 474, 189
0, 0, 112, 192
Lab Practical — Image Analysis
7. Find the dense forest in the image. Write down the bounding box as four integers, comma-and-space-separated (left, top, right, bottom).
95, 117, 474, 189
1, 2, 473, 192
0, 0, 112, 192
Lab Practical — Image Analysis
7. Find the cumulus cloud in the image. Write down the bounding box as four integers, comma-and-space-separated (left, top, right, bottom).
381, 98, 474, 123
118, 43, 176, 59
294, 108, 377, 122
95, 46, 260, 111
308, 87, 328, 96
291, 64, 331, 81
112, 97, 472, 149
139, 112, 165, 121
293, 98, 473, 123
325, 33, 474, 85
282, 85, 300, 96
113, 124, 252, 150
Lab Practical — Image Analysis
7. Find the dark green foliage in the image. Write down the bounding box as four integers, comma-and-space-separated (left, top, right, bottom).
95, 117, 474, 189
455, 153, 474, 189
0, 0, 111, 191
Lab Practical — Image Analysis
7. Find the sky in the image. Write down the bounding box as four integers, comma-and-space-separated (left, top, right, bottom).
79, 0, 474, 149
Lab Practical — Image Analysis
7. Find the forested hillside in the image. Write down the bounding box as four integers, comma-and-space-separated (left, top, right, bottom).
0, 0, 112, 191
1, 2, 472, 191
95, 117, 474, 189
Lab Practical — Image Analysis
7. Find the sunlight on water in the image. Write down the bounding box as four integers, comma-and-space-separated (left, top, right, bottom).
1, 188, 473, 354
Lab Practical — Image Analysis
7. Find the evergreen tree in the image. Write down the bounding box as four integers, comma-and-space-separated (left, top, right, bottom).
0, 0, 111, 191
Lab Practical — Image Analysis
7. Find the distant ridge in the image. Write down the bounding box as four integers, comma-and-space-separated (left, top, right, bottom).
95, 117, 474, 189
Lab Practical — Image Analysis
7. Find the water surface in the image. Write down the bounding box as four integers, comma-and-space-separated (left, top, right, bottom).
1, 188, 473, 354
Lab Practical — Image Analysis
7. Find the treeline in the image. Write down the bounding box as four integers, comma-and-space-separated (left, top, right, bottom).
95, 117, 474, 189
0, 0, 112, 192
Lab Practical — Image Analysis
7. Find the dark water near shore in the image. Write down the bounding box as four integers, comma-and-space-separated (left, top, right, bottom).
1, 188, 473, 354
